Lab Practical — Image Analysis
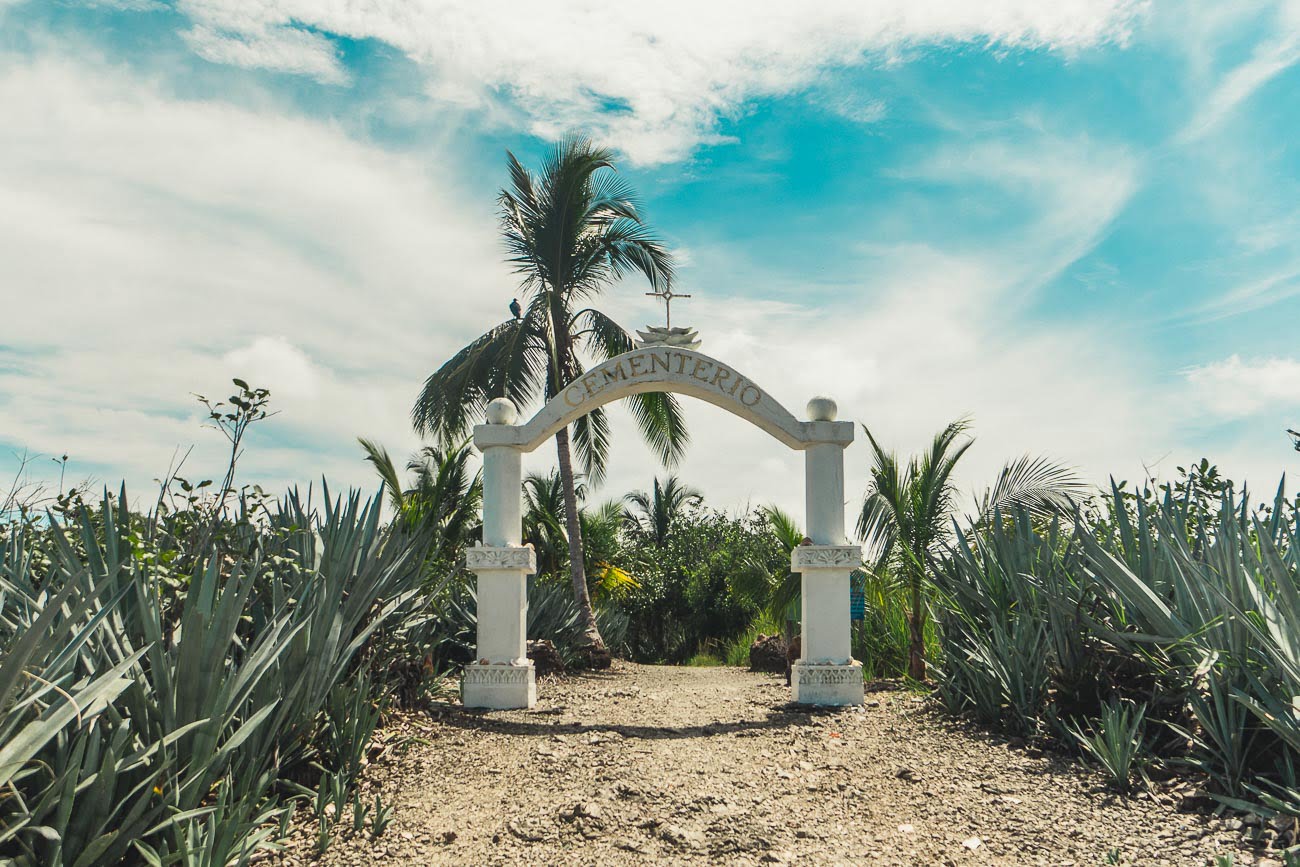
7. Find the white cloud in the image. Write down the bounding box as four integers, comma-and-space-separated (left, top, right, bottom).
222, 337, 322, 402
817, 92, 889, 125
184, 23, 349, 85
3, 44, 1294, 531
1185, 355, 1300, 417
1178, 0, 1300, 142
161, 0, 1146, 163
0, 54, 511, 501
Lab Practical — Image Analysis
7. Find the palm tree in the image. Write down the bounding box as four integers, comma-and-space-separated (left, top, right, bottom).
522, 470, 580, 579
412, 135, 689, 665
358, 438, 483, 566
522, 472, 636, 597
857, 419, 1084, 681
727, 504, 805, 640
622, 475, 703, 546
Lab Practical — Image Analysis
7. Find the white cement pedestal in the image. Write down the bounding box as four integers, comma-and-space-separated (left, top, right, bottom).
462, 661, 536, 709
462, 544, 537, 709
791, 544, 865, 706
790, 661, 865, 705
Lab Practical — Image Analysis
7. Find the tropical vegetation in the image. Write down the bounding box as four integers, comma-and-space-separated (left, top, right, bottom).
0, 383, 451, 865
857, 418, 1085, 679
929, 462, 1300, 818
410, 135, 688, 667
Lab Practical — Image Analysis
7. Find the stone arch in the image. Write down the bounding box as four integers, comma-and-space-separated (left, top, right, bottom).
473, 347, 852, 453
461, 347, 864, 710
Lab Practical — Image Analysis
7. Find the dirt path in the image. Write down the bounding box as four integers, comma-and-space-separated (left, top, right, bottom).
277, 662, 1269, 866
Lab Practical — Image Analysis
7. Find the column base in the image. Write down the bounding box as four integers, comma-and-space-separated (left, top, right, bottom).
791, 661, 864, 706
461, 661, 536, 709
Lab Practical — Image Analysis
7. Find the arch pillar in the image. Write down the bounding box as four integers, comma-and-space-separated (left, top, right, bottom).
462, 400, 537, 709
791, 398, 864, 706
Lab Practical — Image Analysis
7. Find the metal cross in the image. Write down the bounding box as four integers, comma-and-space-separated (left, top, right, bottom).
645, 288, 691, 329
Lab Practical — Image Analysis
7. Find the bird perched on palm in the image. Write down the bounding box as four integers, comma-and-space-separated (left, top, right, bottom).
509, 298, 522, 320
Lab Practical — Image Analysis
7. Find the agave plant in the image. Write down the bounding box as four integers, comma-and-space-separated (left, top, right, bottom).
0, 484, 437, 865
1068, 700, 1148, 790
932, 465, 1300, 817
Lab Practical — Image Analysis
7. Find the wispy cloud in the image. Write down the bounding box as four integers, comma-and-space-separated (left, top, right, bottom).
1178, 0, 1300, 142
184, 23, 349, 85
0, 54, 509, 497
153, 0, 1147, 163
892, 128, 1140, 296
1184, 354, 1300, 417
1189, 263, 1300, 321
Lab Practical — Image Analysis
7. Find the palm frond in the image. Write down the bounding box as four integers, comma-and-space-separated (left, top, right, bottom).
976, 454, 1089, 525
357, 438, 404, 512
627, 391, 689, 467
572, 405, 612, 487
760, 504, 804, 552
411, 318, 545, 439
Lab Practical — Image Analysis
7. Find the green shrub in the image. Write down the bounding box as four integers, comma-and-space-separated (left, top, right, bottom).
685, 652, 724, 667
1068, 700, 1148, 790
619, 509, 785, 663
930, 466, 1300, 818
724, 611, 784, 667
853, 566, 935, 680
0, 485, 439, 865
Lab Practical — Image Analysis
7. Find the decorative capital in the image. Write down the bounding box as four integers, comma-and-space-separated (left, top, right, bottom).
791, 544, 862, 570
465, 544, 536, 573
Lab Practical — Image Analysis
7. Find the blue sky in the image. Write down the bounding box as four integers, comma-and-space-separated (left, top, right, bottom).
2, 0, 1299, 521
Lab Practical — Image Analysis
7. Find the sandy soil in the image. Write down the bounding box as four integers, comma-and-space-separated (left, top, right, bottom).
273, 662, 1276, 866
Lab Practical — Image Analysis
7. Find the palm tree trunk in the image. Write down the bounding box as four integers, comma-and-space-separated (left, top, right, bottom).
908, 569, 927, 681
555, 425, 610, 668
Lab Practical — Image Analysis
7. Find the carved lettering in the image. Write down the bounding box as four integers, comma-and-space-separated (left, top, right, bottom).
545, 350, 795, 435
690, 358, 713, 382
602, 361, 629, 386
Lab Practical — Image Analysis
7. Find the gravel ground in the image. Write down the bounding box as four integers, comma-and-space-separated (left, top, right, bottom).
274, 662, 1276, 866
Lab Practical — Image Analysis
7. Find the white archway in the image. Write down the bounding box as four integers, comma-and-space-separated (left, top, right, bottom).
461, 347, 864, 709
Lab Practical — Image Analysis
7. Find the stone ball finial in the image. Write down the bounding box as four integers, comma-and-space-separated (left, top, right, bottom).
806, 396, 838, 422
485, 397, 519, 425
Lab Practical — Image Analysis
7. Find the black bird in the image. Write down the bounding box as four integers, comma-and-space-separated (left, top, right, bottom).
509, 298, 522, 320
1288, 429, 1300, 452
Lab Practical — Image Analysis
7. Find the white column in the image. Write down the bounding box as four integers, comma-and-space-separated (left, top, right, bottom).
792, 396, 864, 706
463, 398, 536, 710
804, 442, 845, 546
482, 445, 522, 546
